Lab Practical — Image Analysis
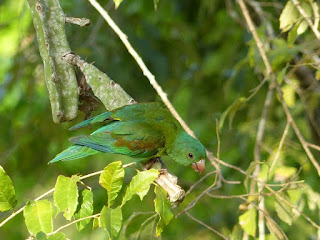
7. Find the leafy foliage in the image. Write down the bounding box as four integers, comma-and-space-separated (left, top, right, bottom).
0, 166, 17, 212
53, 175, 80, 220
1, 0, 320, 239
99, 161, 124, 207
23, 200, 53, 235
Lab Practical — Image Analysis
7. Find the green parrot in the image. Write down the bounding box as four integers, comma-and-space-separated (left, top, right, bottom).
49, 102, 206, 174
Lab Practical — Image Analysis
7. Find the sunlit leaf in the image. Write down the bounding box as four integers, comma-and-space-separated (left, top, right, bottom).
35, 232, 66, 240
303, 184, 320, 210
53, 175, 79, 220
23, 200, 53, 235
99, 161, 124, 207
113, 0, 123, 9
92, 217, 100, 229
0, 165, 17, 212
281, 84, 296, 108
279, 1, 299, 31
122, 169, 159, 206
239, 208, 256, 237
275, 194, 293, 225
274, 166, 297, 182
297, 1, 313, 35
74, 189, 94, 231
100, 206, 122, 239
154, 185, 173, 236
265, 215, 284, 240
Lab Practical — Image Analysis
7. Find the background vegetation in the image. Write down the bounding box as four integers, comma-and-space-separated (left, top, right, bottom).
1, 0, 320, 239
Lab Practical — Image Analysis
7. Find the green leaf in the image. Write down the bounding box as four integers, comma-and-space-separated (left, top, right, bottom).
92, 217, 100, 229
281, 84, 296, 108
53, 175, 79, 220
74, 189, 94, 231
48, 233, 66, 240
230, 224, 242, 240
0, 165, 17, 211
99, 161, 124, 207
279, 1, 299, 31
275, 194, 293, 225
239, 208, 256, 237
219, 97, 246, 130
100, 206, 122, 239
113, 0, 123, 9
244, 161, 258, 192
287, 23, 299, 47
154, 186, 173, 236
276, 66, 288, 84
23, 200, 53, 235
35, 232, 47, 240
297, 1, 313, 35
274, 166, 297, 182
35, 232, 66, 240
122, 169, 159, 206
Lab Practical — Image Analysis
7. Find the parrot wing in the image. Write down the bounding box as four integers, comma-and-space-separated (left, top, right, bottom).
69, 102, 166, 131
69, 121, 165, 159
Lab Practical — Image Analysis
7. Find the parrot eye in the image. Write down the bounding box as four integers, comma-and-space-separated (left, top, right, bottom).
188, 153, 194, 159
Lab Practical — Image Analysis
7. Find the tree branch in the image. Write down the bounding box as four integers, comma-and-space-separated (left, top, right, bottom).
27, 0, 78, 123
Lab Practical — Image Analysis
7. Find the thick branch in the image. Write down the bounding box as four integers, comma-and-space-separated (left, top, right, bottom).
63, 52, 135, 110
27, 0, 78, 123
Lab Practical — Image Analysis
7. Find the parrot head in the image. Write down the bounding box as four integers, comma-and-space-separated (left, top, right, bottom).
167, 131, 206, 174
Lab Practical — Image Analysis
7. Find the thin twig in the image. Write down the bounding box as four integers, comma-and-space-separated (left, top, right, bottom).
238, 0, 320, 176
47, 213, 100, 235
87, 0, 195, 138
185, 212, 229, 240
269, 121, 290, 174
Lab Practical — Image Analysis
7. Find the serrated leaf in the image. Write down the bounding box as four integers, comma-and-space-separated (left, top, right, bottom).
99, 161, 124, 207
23, 200, 53, 235
100, 206, 122, 239
154, 186, 173, 236
239, 208, 256, 237
279, 1, 299, 31
0, 165, 17, 212
275, 194, 293, 225
74, 189, 93, 231
122, 169, 159, 206
53, 175, 79, 220
113, 0, 123, 9
219, 97, 246, 130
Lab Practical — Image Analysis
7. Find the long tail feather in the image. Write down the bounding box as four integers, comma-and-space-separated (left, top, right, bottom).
49, 145, 99, 164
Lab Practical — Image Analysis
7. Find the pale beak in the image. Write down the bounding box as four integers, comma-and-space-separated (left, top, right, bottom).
191, 159, 205, 174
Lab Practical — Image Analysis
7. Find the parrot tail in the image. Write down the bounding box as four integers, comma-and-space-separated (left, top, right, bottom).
48, 145, 99, 164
